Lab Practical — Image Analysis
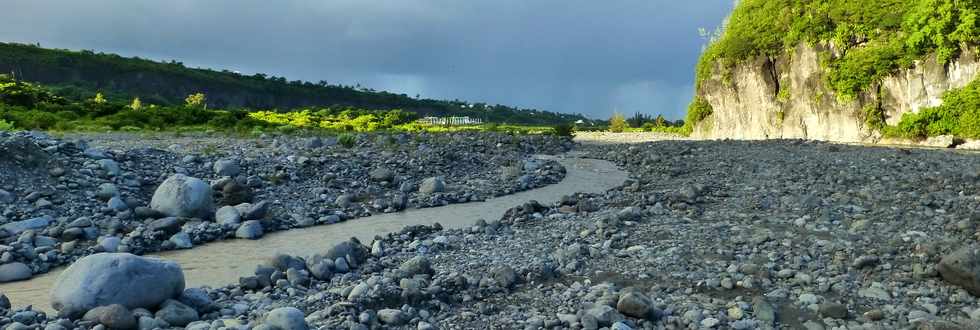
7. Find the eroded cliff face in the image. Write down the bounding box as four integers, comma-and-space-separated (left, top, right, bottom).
693, 44, 980, 142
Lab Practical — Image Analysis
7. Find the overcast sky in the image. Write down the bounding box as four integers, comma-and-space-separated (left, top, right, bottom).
1, 1, 733, 119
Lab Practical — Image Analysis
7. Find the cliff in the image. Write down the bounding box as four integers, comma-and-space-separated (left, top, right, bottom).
692, 44, 980, 143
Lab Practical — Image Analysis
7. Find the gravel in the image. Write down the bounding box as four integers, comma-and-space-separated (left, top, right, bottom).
0, 131, 568, 282
9, 137, 980, 329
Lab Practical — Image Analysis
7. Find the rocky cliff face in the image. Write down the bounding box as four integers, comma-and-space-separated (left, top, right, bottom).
693, 44, 980, 142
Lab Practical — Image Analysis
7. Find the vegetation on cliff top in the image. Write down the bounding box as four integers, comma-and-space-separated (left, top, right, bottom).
694, 0, 979, 104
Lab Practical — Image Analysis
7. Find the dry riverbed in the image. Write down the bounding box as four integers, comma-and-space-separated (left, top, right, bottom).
3, 133, 980, 330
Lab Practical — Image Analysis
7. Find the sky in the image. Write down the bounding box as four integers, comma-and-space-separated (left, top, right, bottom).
0, 1, 733, 120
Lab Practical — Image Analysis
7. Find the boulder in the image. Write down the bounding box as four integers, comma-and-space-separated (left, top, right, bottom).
265, 307, 308, 330
235, 221, 263, 239
50, 253, 185, 318
82, 304, 137, 329
419, 177, 446, 194
215, 206, 241, 225
97, 159, 121, 177
150, 174, 214, 219
377, 309, 405, 325
220, 181, 252, 206
154, 299, 198, 326
325, 241, 369, 266
177, 288, 213, 313
0, 263, 32, 282
939, 245, 980, 296
213, 159, 241, 177
399, 256, 434, 276
146, 217, 183, 235
616, 291, 653, 318
369, 168, 395, 182
1, 216, 52, 235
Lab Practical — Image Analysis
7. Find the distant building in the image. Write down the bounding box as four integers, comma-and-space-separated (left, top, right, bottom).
417, 116, 483, 126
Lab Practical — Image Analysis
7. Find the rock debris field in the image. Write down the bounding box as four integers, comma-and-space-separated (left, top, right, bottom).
3, 132, 980, 330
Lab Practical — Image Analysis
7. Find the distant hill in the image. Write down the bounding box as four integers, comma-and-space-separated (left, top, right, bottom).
0, 42, 587, 125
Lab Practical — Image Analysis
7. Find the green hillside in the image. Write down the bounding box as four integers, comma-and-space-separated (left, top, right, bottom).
0, 42, 587, 125
685, 0, 979, 137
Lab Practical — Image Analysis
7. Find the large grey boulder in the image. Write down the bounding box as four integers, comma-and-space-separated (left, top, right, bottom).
50, 253, 185, 318
419, 177, 445, 194
265, 307, 308, 330
0, 263, 32, 282
150, 174, 214, 219
939, 245, 980, 296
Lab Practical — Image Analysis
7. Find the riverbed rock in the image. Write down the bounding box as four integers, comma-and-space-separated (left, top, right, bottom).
0, 263, 32, 283
82, 304, 137, 329
150, 174, 214, 219
617, 291, 653, 318
419, 177, 445, 194
213, 159, 240, 177
264, 307, 308, 330
939, 245, 980, 296
50, 253, 185, 318
369, 168, 395, 182
236, 221, 264, 239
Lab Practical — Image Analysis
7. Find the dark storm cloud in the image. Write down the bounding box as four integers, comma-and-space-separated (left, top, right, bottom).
1, 1, 733, 119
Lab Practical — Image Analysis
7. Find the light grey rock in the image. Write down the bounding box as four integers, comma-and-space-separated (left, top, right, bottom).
150, 174, 214, 219
213, 159, 241, 177
0, 189, 14, 204
97, 159, 121, 177
107, 197, 128, 211
99, 236, 121, 253
585, 305, 624, 327
399, 256, 434, 276
265, 307, 308, 330
169, 232, 193, 249
377, 309, 404, 325
235, 221, 263, 239
215, 206, 241, 225
50, 253, 185, 318
419, 177, 445, 194
0, 262, 32, 282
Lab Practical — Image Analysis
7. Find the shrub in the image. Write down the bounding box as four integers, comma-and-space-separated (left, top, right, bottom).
890, 78, 980, 138
551, 123, 575, 137
686, 98, 713, 124
609, 112, 628, 133
338, 133, 357, 148
0, 119, 13, 131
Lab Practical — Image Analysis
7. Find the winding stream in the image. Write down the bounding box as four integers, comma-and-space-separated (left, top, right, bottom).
0, 153, 628, 311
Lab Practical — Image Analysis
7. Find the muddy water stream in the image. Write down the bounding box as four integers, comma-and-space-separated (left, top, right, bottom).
1, 154, 627, 311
